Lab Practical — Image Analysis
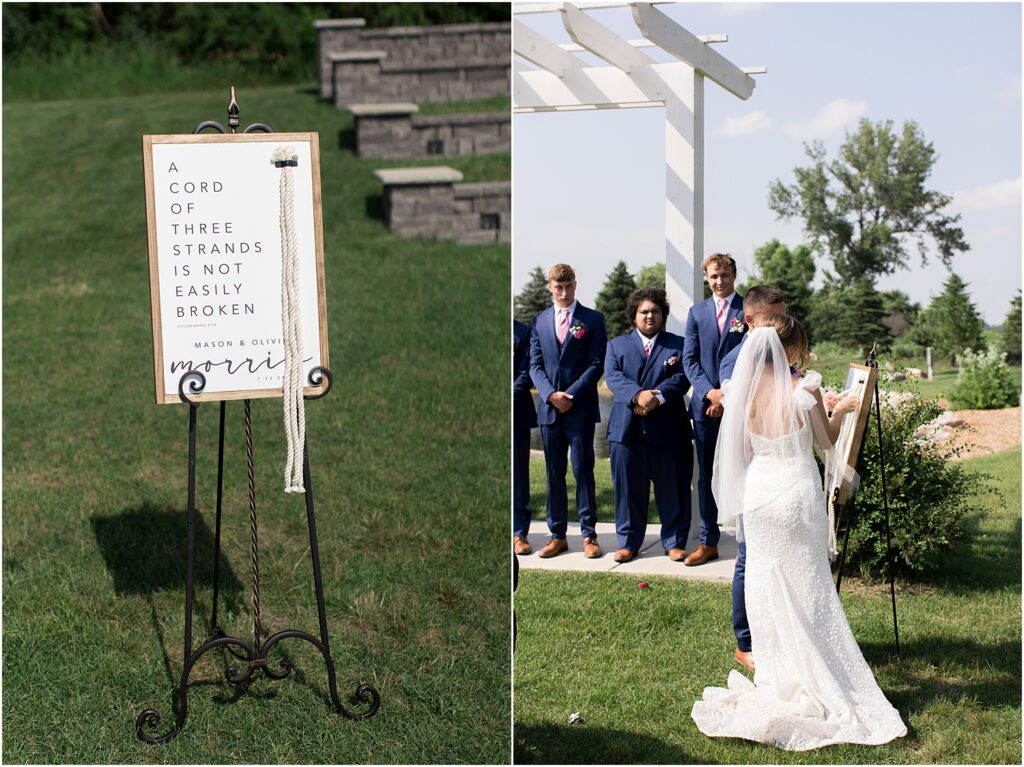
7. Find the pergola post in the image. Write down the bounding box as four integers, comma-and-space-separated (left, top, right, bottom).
513, 2, 761, 324
663, 65, 703, 334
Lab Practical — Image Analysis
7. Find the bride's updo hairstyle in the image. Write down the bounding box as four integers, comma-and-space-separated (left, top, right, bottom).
764, 312, 809, 369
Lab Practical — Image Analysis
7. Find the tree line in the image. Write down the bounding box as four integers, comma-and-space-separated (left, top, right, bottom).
2, 3, 508, 80
516, 118, 1022, 367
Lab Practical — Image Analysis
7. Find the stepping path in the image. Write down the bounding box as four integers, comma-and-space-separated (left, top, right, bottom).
517, 521, 738, 584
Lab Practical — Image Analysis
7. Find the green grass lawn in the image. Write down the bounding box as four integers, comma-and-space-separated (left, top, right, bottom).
3, 83, 510, 763
514, 447, 1021, 764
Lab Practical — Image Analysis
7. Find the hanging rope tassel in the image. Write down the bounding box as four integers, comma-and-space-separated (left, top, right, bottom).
271, 145, 306, 493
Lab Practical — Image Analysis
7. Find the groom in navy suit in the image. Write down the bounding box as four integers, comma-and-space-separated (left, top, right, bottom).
604, 288, 693, 563
681, 253, 745, 566
530, 263, 607, 559
716, 284, 786, 670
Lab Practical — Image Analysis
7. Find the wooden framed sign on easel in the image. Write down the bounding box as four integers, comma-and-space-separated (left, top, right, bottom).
142, 132, 329, 404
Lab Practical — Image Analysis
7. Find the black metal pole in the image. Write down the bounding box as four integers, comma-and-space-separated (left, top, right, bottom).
864, 346, 901, 660
210, 401, 226, 633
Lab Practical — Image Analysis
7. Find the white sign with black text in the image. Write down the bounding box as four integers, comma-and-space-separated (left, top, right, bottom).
142, 132, 328, 404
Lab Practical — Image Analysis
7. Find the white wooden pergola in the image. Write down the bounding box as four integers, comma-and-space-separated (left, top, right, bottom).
513, 1, 765, 332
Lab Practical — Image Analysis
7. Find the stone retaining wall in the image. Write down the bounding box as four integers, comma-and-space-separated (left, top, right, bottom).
374, 168, 510, 245
316, 18, 511, 99
331, 53, 509, 107
351, 104, 510, 158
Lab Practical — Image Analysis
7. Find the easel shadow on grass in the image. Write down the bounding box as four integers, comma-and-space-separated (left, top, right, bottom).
92, 504, 334, 711
861, 636, 1021, 712
515, 722, 695, 764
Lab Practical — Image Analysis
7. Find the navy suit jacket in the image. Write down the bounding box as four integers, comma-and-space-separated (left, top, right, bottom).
513, 320, 538, 430
682, 293, 745, 422
605, 330, 693, 447
529, 303, 607, 426
718, 332, 748, 384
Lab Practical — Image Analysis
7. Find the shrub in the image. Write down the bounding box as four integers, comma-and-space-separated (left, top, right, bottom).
947, 347, 1019, 410
840, 388, 991, 579
890, 336, 925, 361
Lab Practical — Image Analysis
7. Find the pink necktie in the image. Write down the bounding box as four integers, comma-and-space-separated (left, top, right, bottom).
644, 339, 652, 358
717, 298, 728, 334
556, 309, 569, 343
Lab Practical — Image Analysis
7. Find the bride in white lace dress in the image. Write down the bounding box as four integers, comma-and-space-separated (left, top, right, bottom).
691, 314, 906, 751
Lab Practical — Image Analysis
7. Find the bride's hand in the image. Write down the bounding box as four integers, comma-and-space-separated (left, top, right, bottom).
832, 395, 859, 417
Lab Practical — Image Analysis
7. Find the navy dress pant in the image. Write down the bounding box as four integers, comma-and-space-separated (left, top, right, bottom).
609, 441, 689, 552
693, 416, 722, 547
540, 417, 597, 539
732, 540, 751, 652
513, 426, 532, 537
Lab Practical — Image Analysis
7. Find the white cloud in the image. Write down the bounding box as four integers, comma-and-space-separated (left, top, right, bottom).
782, 99, 869, 141
952, 177, 1022, 212
716, 111, 773, 137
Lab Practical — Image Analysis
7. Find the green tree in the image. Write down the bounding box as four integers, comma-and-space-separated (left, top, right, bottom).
594, 261, 637, 338
878, 289, 920, 340
808, 277, 887, 354
914, 273, 984, 365
514, 266, 550, 324
740, 239, 816, 339
1001, 290, 1022, 365
769, 119, 969, 284
635, 263, 665, 289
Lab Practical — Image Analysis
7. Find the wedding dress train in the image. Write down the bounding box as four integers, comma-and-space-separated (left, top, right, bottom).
691, 373, 906, 751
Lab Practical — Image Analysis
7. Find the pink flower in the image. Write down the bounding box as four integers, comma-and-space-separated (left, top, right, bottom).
663, 355, 679, 367
569, 322, 587, 339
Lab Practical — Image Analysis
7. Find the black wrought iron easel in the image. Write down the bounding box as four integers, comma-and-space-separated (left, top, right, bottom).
831, 344, 901, 660
135, 90, 380, 744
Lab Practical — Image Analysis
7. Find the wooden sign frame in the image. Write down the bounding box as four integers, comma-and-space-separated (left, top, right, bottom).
825, 362, 879, 504
142, 132, 329, 404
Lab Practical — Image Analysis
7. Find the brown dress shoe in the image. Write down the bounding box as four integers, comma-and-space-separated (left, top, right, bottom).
666, 548, 689, 562
513, 536, 532, 556
734, 648, 756, 671
613, 548, 636, 563
683, 543, 719, 566
537, 537, 568, 558
582, 535, 603, 558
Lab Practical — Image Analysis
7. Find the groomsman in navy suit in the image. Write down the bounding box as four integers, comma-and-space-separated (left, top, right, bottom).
604, 288, 693, 563
681, 253, 745, 566
530, 263, 607, 559
513, 320, 538, 555
716, 284, 786, 670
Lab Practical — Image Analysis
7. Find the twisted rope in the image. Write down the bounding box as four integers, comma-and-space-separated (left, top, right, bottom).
272, 145, 306, 493
245, 399, 262, 642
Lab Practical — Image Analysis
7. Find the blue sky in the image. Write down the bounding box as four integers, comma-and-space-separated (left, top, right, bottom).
513, 2, 1022, 324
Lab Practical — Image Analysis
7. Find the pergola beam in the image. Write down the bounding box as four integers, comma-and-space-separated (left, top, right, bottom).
632, 2, 755, 100
514, 19, 587, 76
514, 1, 674, 15
514, 61, 697, 111
556, 33, 727, 52
562, 2, 656, 74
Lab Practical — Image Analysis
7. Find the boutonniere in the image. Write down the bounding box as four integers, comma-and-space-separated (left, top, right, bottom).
728, 317, 747, 334
569, 322, 587, 340
663, 354, 679, 367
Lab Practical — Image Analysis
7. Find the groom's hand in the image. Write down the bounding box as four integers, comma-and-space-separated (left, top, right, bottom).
706, 388, 724, 406
705, 402, 724, 417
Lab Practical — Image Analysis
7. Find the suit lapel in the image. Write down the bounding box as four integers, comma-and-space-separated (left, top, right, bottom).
716, 294, 744, 356
539, 307, 560, 365
559, 304, 583, 359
